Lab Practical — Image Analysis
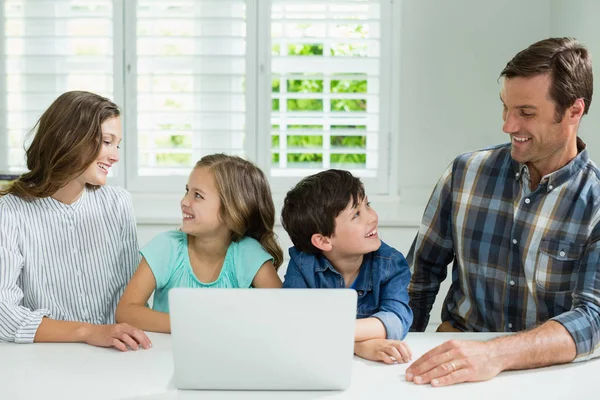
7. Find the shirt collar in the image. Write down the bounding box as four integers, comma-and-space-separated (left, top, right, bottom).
315, 252, 373, 292
37, 187, 87, 214
512, 137, 589, 192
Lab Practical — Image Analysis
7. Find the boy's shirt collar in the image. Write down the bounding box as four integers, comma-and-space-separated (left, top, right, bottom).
288, 246, 374, 291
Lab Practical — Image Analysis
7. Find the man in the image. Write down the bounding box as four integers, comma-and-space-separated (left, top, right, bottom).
406, 37, 599, 387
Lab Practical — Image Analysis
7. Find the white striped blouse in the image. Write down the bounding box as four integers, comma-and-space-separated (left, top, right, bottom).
0, 186, 139, 343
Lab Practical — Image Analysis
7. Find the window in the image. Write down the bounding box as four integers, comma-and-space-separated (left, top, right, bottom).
1, 0, 397, 196
270, 0, 382, 182
1, 0, 116, 175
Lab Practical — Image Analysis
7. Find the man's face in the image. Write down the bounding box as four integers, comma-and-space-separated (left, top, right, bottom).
500, 74, 575, 174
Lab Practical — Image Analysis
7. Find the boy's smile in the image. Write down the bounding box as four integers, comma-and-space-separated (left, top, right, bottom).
328, 197, 381, 257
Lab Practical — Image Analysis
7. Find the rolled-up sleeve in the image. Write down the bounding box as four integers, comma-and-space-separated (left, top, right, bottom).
0, 203, 50, 343
372, 253, 413, 340
551, 231, 600, 361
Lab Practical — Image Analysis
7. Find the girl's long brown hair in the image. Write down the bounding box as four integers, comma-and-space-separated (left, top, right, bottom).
0, 91, 120, 199
196, 154, 284, 269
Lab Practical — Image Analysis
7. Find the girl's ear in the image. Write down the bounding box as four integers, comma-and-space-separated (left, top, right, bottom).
311, 233, 332, 252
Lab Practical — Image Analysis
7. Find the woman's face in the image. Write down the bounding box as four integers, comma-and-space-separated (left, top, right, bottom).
78, 116, 122, 186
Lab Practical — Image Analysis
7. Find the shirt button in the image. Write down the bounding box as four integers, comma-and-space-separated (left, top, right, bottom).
515, 172, 520, 178
548, 185, 553, 191
79, 292, 85, 298
509, 280, 515, 286
512, 239, 518, 245
77, 270, 82, 277
508, 323, 513, 329
524, 198, 531, 204
559, 250, 566, 257
357, 290, 364, 296
72, 247, 78, 254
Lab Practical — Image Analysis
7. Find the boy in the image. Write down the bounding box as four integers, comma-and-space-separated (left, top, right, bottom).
281, 169, 413, 364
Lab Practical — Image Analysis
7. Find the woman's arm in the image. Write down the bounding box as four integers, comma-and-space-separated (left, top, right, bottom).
251, 261, 282, 288
34, 318, 151, 351
115, 257, 171, 333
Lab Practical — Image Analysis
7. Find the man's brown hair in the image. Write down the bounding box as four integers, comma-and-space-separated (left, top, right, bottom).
500, 37, 593, 122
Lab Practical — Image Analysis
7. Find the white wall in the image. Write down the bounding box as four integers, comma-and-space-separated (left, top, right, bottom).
137, 0, 600, 331
550, 0, 600, 159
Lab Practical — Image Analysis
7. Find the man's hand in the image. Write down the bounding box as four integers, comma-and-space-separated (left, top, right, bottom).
81, 323, 152, 352
354, 338, 412, 364
405, 339, 504, 387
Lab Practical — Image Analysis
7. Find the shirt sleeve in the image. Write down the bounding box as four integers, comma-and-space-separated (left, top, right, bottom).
232, 238, 273, 288
118, 190, 140, 285
0, 203, 50, 343
550, 226, 600, 361
282, 256, 309, 288
140, 231, 182, 289
371, 251, 414, 340
406, 162, 455, 332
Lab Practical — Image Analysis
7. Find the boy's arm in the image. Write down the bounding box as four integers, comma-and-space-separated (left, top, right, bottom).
369, 252, 413, 341
115, 257, 171, 333
407, 164, 455, 332
281, 258, 309, 288
355, 318, 387, 341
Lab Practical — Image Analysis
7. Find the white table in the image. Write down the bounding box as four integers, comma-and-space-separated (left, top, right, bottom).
0, 332, 596, 399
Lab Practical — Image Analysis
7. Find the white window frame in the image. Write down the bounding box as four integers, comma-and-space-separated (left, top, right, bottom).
0, 4, 7, 174
256, 0, 394, 196
2, 0, 406, 224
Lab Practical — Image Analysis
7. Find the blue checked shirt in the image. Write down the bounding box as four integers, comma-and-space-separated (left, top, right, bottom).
407, 139, 600, 361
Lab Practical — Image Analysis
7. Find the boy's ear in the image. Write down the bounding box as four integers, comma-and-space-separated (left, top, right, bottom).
311, 233, 333, 252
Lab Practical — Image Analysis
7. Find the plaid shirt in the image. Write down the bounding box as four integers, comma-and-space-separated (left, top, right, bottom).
407, 139, 600, 361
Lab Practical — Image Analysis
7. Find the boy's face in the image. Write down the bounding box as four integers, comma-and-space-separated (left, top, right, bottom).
328, 196, 381, 257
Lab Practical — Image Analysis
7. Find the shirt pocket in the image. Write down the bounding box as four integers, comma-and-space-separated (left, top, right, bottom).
536, 239, 584, 293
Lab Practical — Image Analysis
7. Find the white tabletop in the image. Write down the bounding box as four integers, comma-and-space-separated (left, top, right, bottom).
0, 332, 596, 400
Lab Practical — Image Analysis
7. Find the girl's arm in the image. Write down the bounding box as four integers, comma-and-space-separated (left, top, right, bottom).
251, 261, 282, 288
115, 257, 171, 333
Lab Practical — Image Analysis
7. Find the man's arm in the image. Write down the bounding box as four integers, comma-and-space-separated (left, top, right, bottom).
405, 320, 575, 387
406, 231, 600, 386
407, 164, 456, 331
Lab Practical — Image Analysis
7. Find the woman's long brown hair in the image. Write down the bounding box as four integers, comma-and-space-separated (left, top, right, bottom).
0, 91, 120, 199
196, 154, 284, 269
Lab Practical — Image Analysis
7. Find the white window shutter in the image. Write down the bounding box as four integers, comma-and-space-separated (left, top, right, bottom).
2, 0, 114, 173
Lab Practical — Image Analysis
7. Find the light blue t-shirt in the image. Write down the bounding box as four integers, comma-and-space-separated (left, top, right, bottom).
140, 230, 273, 313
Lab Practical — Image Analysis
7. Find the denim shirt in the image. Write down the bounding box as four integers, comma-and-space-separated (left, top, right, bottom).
282, 241, 413, 340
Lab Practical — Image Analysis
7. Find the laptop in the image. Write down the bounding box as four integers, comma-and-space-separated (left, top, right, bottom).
169, 288, 357, 391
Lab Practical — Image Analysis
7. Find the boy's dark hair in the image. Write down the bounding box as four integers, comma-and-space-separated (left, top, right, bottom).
281, 169, 365, 254
500, 37, 593, 122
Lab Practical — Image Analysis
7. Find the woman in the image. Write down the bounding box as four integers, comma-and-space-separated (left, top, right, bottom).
0, 91, 151, 351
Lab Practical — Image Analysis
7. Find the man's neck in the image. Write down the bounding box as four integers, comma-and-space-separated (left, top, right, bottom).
526, 139, 579, 189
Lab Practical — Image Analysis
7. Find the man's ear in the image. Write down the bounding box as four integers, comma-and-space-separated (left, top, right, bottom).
311, 233, 333, 252
567, 98, 585, 123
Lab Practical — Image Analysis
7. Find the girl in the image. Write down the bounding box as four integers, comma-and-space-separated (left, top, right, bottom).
0, 91, 151, 351
116, 154, 283, 333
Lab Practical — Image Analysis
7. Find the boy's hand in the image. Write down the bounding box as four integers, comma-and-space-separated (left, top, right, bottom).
354, 338, 412, 364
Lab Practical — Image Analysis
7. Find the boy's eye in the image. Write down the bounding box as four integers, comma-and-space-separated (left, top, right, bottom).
353, 211, 360, 219
366, 201, 371, 208
520, 110, 534, 118
103, 140, 111, 146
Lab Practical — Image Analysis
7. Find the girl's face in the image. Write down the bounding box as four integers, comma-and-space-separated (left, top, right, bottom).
181, 166, 229, 238
78, 116, 122, 186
